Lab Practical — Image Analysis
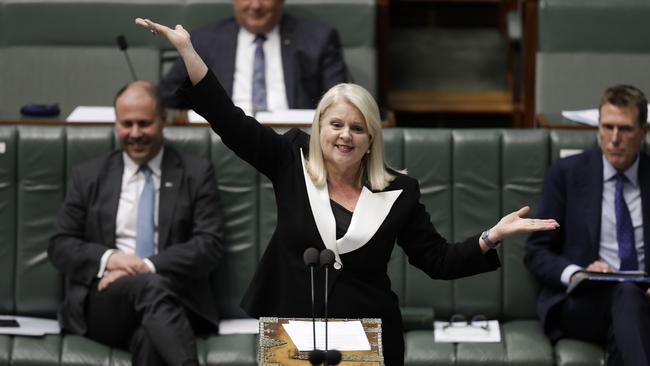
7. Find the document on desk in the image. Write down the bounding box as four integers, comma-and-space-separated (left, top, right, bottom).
67, 106, 116, 122
566, 270, 650, 294
282, 320, 371, 351
433, 321, 501, 343
188, 109, 315, 125
0, 315, 60, 336
218, 318, 259, 335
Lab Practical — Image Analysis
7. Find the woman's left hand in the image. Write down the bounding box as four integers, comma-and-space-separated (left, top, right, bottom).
490, 206, 559, 242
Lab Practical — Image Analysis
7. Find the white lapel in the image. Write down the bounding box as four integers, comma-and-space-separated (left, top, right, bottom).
300, 149, 403, 269
336, 186, 402, 256
300, 150, 338, 264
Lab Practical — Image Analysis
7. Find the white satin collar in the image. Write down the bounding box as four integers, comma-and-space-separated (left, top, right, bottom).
300, 149, 402, 269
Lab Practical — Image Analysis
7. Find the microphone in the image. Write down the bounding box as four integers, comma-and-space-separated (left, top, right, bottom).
325, 350, 342, 366
319, 249, 338, 363
116, 35, 137, 81
303, 248, 324, 365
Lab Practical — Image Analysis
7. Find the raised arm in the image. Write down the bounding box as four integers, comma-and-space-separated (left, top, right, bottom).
135, 18, 207, 85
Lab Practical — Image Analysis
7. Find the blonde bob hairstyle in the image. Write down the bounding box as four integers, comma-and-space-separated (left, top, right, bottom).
306, 83, 395, 191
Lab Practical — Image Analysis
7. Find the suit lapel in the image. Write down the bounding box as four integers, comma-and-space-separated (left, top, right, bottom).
279, 16, 297, 108
300, 150, 402, 269
158, 148, 183, 250
580, 150, 604, 259
337, 187, 402, 255
217, 20, 238, 96
98, 154, 123, 247
638, 154, 650, 273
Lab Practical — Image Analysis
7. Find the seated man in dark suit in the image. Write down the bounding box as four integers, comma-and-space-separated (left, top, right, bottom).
525, 85, 650, 366
48, 81, 224, 366
159, 0, 348, 114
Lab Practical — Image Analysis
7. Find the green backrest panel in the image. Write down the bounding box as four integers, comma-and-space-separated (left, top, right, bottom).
536, 0, 650, 114
549, 130, 598, 162
0, 126, 16, 313
16, 126, 65, 317
210, 133, 259, 319
65, 127, 115, 178
538, 0, 650, 53
164, 126, 213, 160
501, 129, 548, 320
452, 130, 502, 318
402, 129, 454, 320
1, 1, 182, 46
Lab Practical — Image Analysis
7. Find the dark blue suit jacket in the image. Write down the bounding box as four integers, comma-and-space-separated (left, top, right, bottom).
159, 14, 348, 109
525, 148, 650, 340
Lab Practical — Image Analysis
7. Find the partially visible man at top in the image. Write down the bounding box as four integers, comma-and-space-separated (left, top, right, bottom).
525, 85, 650, 366
159, 0, 348, 115
48, 80, 224, 366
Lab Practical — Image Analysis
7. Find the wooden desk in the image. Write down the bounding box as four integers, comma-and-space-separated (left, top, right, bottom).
536, 113, 597, 129
258, 317, 384, 365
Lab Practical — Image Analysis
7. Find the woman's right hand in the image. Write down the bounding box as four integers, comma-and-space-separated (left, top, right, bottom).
135, 18, 192, 52
135, 17, 208, 85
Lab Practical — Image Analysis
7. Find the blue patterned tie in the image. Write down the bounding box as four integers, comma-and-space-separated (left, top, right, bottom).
614, 173, 638, 270
136, 165, 155, 258
252, 35, 267, 114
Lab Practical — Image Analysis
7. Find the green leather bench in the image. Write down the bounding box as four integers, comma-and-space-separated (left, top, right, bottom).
3, 126, 647, 365
0, 0, 375, 115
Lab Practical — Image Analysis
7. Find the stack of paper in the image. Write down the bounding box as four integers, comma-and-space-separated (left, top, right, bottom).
433, 320, 501, 343
0, 316, 60, 336
282, 320, 370, 351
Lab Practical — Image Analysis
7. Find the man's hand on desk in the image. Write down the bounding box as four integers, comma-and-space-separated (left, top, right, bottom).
107, 251, 150, 275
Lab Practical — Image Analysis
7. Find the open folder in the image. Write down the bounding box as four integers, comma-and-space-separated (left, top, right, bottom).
566, 270, 650, 294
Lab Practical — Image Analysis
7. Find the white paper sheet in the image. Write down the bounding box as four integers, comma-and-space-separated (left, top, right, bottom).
66, 106, 116, 122
433, 320, 501, 343
0, 316, 60, 336
218, 318, 259, 335
282, 320, 371, 351
188, 109, 314, 125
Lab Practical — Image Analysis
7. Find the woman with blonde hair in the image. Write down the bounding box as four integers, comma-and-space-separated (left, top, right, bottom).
136, 18, 558, 365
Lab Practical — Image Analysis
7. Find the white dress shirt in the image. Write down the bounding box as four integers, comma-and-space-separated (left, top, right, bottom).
232, 25, 289, 115
97, 148, 164, 277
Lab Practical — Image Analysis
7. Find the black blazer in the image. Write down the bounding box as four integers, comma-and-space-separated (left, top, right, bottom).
525, 149, 650, 341
181, 71, 501, 354
159, 14, 348, 109
48, 146, 224, 334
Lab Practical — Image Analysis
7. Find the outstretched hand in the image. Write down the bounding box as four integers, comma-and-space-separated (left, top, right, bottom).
135, 18, 192, 52
491, 206, 559, 242
135, 17, 208, 85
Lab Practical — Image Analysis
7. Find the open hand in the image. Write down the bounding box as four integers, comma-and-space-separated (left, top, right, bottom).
491, 206, 559, 242
106, 251, 150, 275
135, 18, 192, 52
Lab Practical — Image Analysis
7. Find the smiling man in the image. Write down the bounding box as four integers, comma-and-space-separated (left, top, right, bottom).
159, 0, 348, 115
48, 81, 224, 366
525, 85, 650, 366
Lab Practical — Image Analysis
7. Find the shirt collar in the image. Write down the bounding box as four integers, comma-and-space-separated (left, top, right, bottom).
602, 153, 639, 187
238, 25, 279, 45
122, 147, 164, 179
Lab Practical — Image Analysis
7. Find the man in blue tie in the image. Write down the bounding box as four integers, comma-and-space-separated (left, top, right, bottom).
158, 0, 348, 115
525, 85, 650, 366
48, 81, 224, 366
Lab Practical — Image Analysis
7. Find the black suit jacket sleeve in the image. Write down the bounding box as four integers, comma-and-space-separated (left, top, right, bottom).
398, 179, 500, 279
48, 164, 112, 286
150, 161, 223, 280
